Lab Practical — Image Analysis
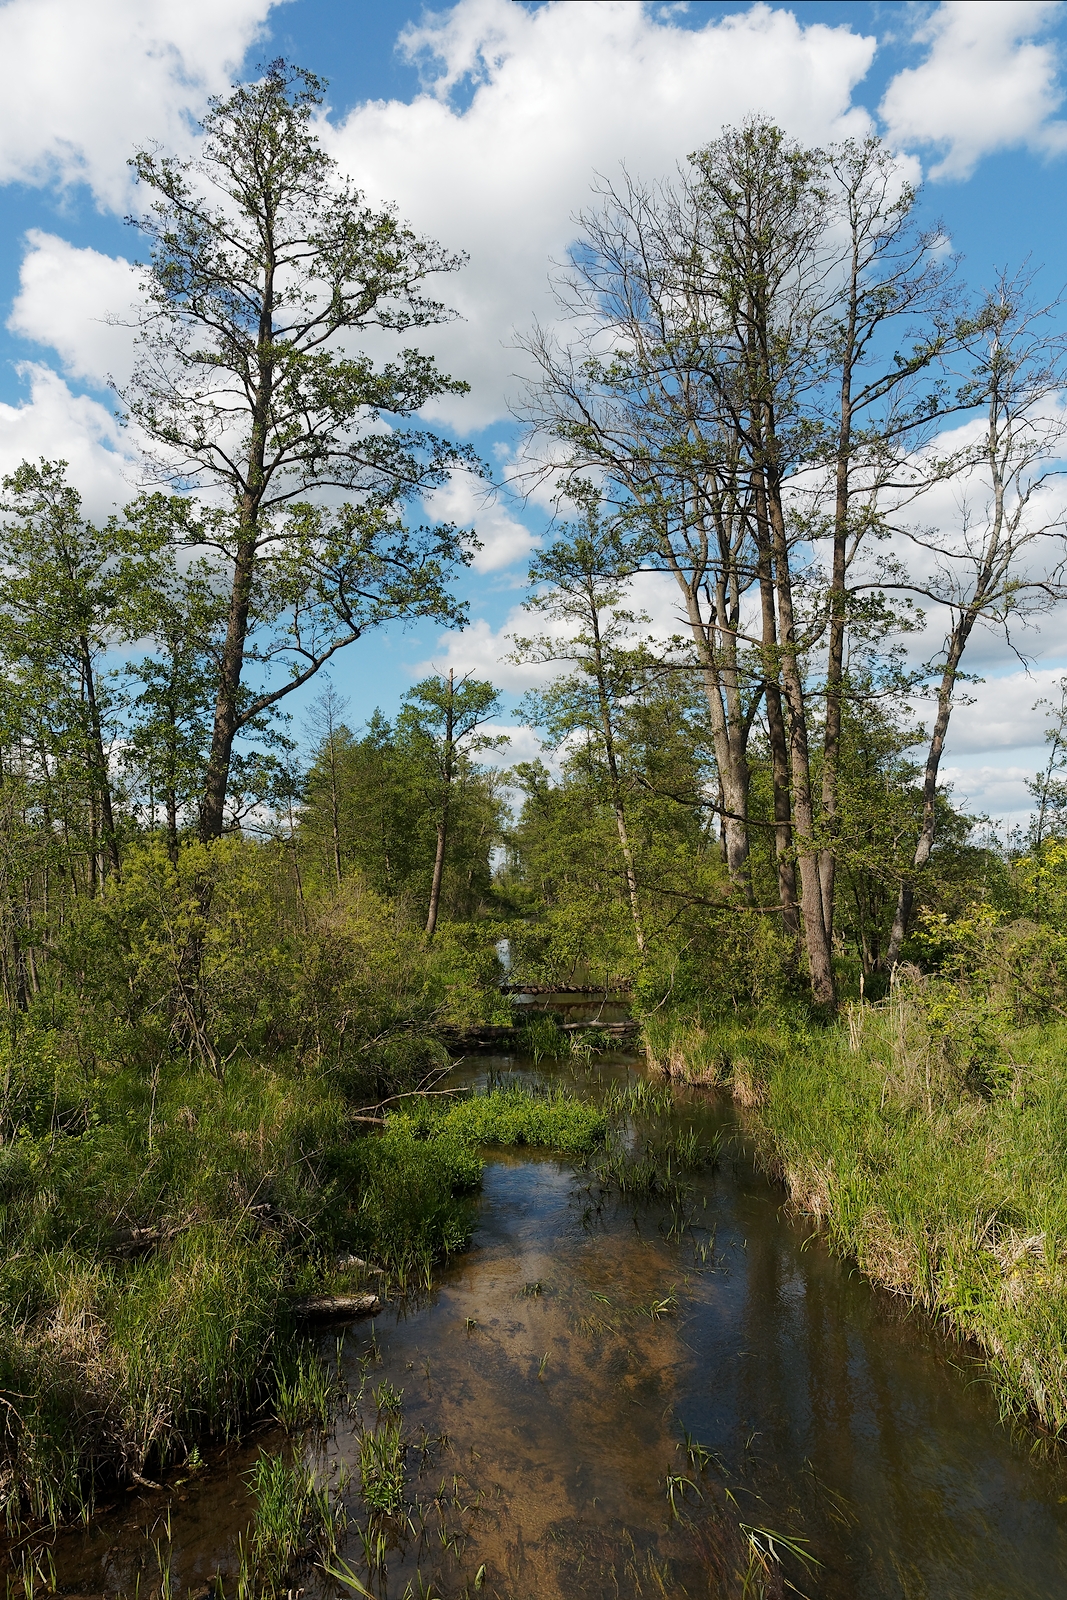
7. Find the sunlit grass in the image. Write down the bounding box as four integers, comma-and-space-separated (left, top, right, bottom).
702, 1002, 1067, 1436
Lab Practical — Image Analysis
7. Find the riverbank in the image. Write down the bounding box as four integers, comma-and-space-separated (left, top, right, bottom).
645, 999, 1067, 1437
0, 1031, 605, 1531
29, 1050, 1067, 1600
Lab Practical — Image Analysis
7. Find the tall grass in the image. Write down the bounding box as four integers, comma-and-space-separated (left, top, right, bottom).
516, 1012, 568, 1061
232, 1452, 347, 1600
713, 997, 1067, 1436
394, 1086, 607, 1154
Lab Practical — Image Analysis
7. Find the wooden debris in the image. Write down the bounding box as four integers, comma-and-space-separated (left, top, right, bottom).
293, 1293, 381, 1321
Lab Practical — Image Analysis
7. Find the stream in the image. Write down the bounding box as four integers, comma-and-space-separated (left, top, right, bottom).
37, 1053, 1067, 1598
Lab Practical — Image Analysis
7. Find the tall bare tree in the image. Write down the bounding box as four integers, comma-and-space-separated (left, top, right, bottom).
813, 137, 960, 944
885, 278, 1067, 965
518, 166, 762, 898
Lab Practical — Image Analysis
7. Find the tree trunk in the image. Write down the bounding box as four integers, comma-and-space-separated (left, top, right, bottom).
165, 787, 178, 866
79, 633, 120, 877
886, 624, 972, 968
425, 669, 455, 940
820, 340, 855, 944
672, 560, 751, 893
162, 686, 179, 864
753, 484, 799, 937
762, 461, 834, 1004
588, 606, 646, 954
425, 814, 448, 940
199, 528, 257, 842
329, 735, 342, 886
199, 237, 274, 842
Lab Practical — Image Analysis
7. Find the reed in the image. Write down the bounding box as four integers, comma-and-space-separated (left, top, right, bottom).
231, 1452, 347, 1599
272, 1345, 339, 1432
516, 1013, 568, 1061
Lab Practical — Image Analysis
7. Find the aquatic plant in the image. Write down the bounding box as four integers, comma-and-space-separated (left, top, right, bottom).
516, 1013, 568, 1062
358, 1415, 407, 1516
231, 1452, 346, 1600
272, 1345, 339, 1432
394, 1085, 607, 1154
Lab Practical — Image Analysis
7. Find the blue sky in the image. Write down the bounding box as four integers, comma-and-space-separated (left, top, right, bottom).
1, 0, 1067, 821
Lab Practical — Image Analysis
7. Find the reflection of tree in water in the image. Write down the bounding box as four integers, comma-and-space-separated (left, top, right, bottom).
36, 1061, 1067, 1600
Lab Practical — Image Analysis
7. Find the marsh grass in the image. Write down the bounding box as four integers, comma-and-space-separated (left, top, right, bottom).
392, 1085, 607, 1155
230, 1452, 347, 1600
0, 1016, 604, 1529
357, 1415, 406, 1516
587, 1104, 722, 1209
272, 1344, 340, 1432
642, 1014, 732, 1083
515, 1012, 568, 1061
718, 1000, 1067, 1436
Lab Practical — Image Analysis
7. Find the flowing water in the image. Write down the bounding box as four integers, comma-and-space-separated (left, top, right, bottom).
32, 1054, 1067, 1597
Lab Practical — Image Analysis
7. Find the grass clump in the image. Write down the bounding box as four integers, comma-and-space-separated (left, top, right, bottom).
516, 1012, 568, 1061
397, 1085, 607, 1154
232, 1452, 347, 1600
272, 1345, 341, 1432
326, 1119, 483, 1285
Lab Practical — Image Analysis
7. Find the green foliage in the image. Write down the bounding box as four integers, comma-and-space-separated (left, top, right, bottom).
236, 1453, 345, 1599
517, 1012, 568, 1061
357, 1408, 406, 1516
125, 61, 476, 834
272, 1346, 339, 1432
299, 706, 506, 921
296, 876, 496, 1092
395, 1086, 607, 1153
326, 1120, 482, 1280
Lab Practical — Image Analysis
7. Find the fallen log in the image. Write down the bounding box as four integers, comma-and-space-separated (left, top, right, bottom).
293, 1293, 381, 1321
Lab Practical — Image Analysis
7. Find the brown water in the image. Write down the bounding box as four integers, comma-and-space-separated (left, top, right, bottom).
35, 1055, 1067, 1597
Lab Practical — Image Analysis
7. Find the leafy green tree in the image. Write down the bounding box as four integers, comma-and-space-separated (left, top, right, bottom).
0, 461, 161, 885
511, 508, 651, 953
1027, 677, 1067, 846
885, 277, 1067, 965
397, 673, 506, 938
300, 707, 506, 925
123, 60, 477, 841
122, 557, 224, 861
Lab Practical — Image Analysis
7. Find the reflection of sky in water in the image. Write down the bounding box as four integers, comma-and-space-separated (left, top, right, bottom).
45, 1057, 1067, 1600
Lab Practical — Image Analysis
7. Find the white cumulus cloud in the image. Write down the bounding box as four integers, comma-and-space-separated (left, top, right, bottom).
880, 0, 1067, 180
8, 231, 141, 387
943, 668, 1067, 753
327, 0, 876, 429
940, 760, 1036, 823
422, 468, 540, 574
0, 0, 279, 210
0, 364, 135, 518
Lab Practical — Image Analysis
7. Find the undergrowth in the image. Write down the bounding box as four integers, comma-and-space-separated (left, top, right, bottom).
0, 1024, 599, 1530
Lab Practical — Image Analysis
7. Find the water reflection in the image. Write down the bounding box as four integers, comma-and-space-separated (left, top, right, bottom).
32, 1056, 1067, 1599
